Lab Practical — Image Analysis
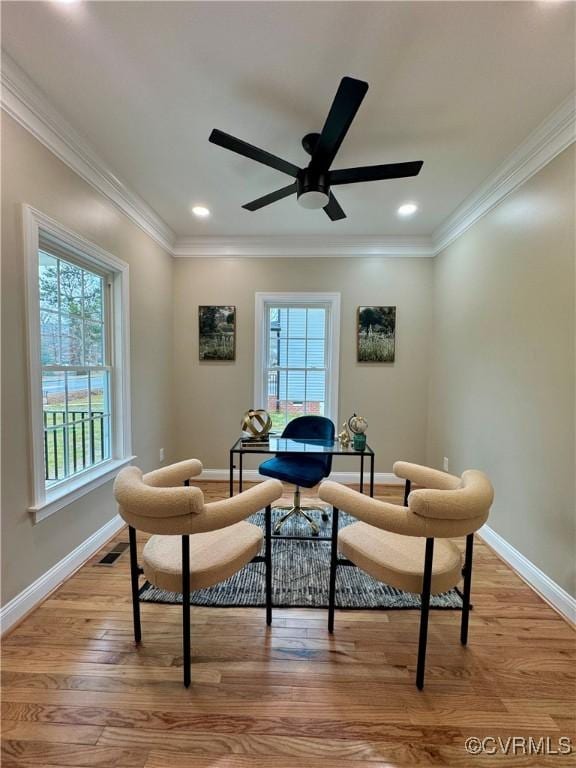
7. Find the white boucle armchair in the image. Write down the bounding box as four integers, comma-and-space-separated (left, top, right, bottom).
318, 460, 494, 689
113, 459, 283, 687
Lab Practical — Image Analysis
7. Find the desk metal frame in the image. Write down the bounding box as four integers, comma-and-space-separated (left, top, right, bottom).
229, 436, 375, 541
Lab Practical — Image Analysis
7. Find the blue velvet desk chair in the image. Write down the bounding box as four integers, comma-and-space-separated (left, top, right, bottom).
259, 415, 335, 535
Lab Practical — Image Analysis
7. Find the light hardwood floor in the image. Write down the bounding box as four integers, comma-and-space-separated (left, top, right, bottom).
2, 482, 575, 767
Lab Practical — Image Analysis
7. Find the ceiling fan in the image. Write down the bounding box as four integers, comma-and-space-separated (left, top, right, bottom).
209, 76, 423, 221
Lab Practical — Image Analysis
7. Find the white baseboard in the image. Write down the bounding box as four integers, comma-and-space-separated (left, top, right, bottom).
0, 514, 125, 635
3, 496, 571, 637
199, 468, 402, 485
478, 524, 576, 625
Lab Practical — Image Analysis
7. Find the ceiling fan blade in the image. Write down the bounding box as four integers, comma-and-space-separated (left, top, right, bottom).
209, 129, 300, 178
242, 182, 298, 211
309, 77, 369, 172
330, 161, 423, 185
324, 192, 346, 221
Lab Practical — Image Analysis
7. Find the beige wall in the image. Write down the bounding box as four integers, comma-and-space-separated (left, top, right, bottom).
427, 147, 576, 597
3, 111, 573, 607
172, 257, 434, 474
1, 115, 175, 604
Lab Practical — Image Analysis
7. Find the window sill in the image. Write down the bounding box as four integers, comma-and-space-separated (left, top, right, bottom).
29, 456, 136, 524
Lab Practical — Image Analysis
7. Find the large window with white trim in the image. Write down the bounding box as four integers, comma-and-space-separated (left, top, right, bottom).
24, 206, 132, 522
254, 293, 340, 433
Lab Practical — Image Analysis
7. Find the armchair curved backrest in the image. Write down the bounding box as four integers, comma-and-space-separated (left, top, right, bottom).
408, 469, 494, 521
319, 465, 494, 539
114, 461, 283, 536
282, 416, 335, 475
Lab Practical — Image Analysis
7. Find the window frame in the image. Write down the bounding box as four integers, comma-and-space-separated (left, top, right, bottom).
254, 292, 341, 431
23, 205, 133, 523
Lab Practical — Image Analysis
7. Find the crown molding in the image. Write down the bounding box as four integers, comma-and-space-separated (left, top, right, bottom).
2, 48, 573, 260
1, 51, 175, 254
433, 91, 576, 254
171, 92, 576, 258
172, 235, 435, 258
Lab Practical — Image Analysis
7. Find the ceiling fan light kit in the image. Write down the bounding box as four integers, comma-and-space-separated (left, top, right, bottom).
209, 76, 423, 222
297, 168, 330, 209
298, 190, 329, 210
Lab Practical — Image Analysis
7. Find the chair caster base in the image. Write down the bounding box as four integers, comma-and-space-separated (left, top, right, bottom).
272, 504, 322, 536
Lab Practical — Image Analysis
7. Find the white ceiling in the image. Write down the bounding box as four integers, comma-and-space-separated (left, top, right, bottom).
2, 1, 575, 238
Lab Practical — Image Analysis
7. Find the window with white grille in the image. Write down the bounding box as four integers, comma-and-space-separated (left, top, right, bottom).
255, 293, 340, 433
39, 248, 112, 485
24, 206, 132, 522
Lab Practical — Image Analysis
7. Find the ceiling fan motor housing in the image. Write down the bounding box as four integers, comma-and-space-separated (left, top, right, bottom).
297, 168, 330, 209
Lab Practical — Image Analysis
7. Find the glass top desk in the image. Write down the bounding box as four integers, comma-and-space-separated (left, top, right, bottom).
229, 436, 375, 499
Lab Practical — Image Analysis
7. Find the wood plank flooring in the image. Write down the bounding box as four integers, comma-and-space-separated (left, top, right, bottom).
2, 482, 575, 767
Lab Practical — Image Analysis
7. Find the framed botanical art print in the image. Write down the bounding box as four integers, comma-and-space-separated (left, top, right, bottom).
357, 306, 396, 362
198, 305, 236, 361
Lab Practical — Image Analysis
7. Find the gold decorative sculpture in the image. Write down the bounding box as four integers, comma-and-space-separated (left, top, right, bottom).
241, 409, 272, 441
338, 422, 351, 447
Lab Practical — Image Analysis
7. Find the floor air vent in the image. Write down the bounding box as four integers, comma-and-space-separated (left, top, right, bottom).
97, 541, 130, 565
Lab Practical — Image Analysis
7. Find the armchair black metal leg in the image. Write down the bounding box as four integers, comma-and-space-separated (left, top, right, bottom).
265, 505, 272, 626
403, 479, 411, 506
461, 533, 474, 646
128, 526, 141, 644
328, 507, 339, 634
229, 450, 234, 498
416, 537, 434, 690
182, 535, 191, 688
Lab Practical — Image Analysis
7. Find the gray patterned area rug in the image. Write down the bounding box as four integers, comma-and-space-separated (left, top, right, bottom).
139, 508, 463, 610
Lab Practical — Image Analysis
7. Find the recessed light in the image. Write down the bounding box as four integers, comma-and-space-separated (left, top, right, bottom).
192, 206, 211, 218
397, 202, 418, 217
